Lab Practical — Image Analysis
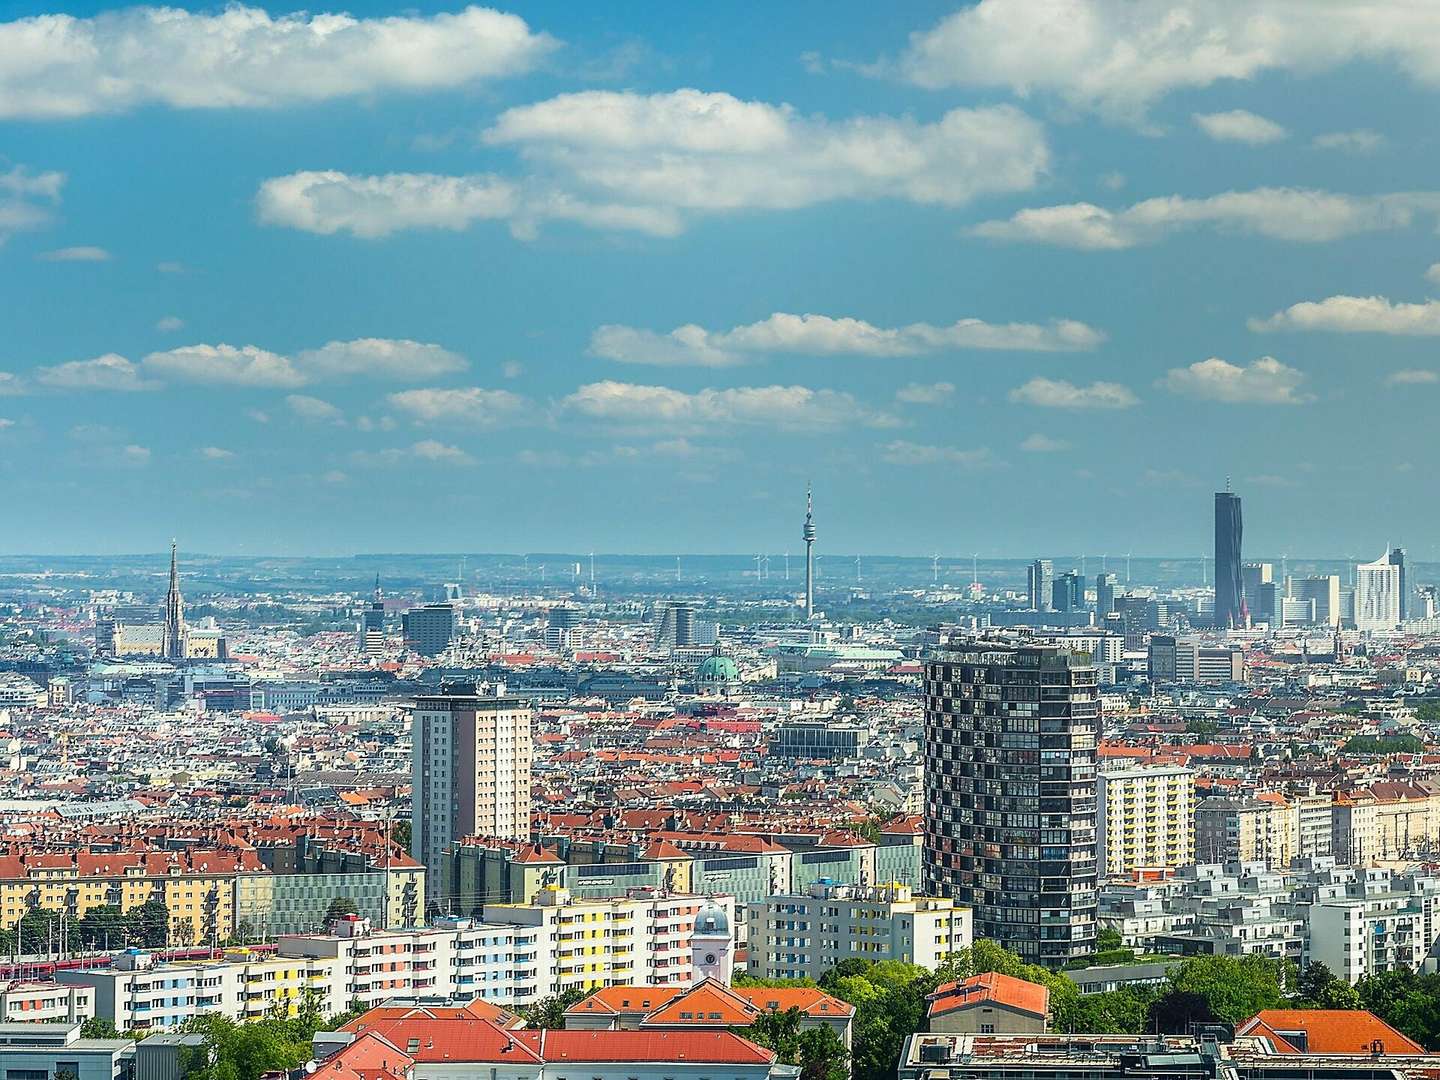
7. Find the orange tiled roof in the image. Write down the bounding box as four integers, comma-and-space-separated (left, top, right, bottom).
928, 972, 1050, 1019
1238, 1011, 1425, 1055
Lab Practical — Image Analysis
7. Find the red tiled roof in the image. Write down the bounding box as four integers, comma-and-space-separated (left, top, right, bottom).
1238, 1011, 1425, 1055
928, 972, 1050, 1019
517, 1029, 775, 1064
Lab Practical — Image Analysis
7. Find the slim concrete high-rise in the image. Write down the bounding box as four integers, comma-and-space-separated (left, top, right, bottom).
923, 640, 1099, 967
803, 486, 816, 620
162, 541, 186, 661
1242, 562, 1274, 625
1027, 560, 1054, 612
1095, 573, 1116, 619
1392, 546, 1409, 622
1213, 490, 1245, 628
411, 689, 533, 899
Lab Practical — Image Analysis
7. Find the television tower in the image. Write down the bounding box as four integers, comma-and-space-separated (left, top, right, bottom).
803, 486, 816, 620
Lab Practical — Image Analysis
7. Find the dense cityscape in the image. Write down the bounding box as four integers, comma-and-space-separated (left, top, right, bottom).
1, 485, 1439, 1079
8, 1, 1440, 1079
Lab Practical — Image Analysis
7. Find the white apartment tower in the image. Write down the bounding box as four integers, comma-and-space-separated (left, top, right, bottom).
1354, 551, 1402, 631
412, 691, 533, 900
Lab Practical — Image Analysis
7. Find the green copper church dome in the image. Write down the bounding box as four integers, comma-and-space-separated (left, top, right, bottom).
695, 655, 740, 682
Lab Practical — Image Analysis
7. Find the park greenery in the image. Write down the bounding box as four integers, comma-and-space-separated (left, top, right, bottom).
1342, 733, 1425, 754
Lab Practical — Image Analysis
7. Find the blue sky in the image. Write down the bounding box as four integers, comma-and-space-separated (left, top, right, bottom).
3, 0, 1440, 558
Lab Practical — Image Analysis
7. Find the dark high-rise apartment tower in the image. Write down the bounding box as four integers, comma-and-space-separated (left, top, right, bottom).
1053, 571, 1083, 613
1392, 547, 1408, 622
1213, 491, 1245, 628
1095, 573, 1116, 619
1027, 560, 1054, 612
923, 640, 1099, 967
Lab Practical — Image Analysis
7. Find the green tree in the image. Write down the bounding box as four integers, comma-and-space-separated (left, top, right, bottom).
326, 999, 371, 1030
1297, 961, 1361, 1010
1356, 969, 1440, 1049
78, 905, 131, 950
323, 897, 358, 926
1095, 928, 1124, 952
132, 898, 172, 948
519, 986, 586, 1029
80, 1017, 123, 1039
391, 819, 412, 851
1148, 989, 1220, 1033
1163, 955, 1289, 1024
742, 1007, 849, 1080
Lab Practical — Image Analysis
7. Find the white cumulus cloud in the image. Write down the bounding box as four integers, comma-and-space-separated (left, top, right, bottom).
886, 0, 1440, 121
296, 338, 467, 380
386, 386, 528, 424
1008, 377, 1138, 409
285, 394, 345, 424
144, 343, 304, 387
257, 172, 519, 238
589, 311, 1102, 366
0, 5, 555, 119
1160, 356, 1313, 404
1193, 110, 1287, 144
0, 165, 65, 243
200, 446, 235, 460
973, 188, 1435, 249
259, 90, 1049, 239
561, 380, 898, 430
1251, 295, 1440, 335
36, 353, 158, 392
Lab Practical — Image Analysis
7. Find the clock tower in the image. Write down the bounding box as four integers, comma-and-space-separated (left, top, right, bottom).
690, 898, 733, 985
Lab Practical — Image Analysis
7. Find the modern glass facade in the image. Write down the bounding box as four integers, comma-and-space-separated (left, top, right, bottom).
1214, 491, 1245, 628
922, 642, 1098, 967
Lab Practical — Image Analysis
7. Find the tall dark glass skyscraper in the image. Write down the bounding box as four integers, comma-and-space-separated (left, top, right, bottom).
1213, 491, 1245, 628
923, 640, 1099, 967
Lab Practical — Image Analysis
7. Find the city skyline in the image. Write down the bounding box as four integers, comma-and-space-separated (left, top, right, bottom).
3, 2, 1440, 552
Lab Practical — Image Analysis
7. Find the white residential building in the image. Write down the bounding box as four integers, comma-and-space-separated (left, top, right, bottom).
1354, 551, 1402, 631
0, 981, 94, 1024
747, 882, 972, 982
481, 887, 735, 996
1097, 765, 1196, 876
